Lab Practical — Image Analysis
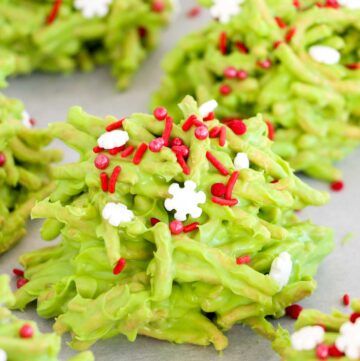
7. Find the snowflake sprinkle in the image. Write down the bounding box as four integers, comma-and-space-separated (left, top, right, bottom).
199, 99, 218, 118
164, 181, 206, 221
97, 129, 129, 150
335, 319, 360, 359
291, 326, 325, 351
308, 45, 341, 65
210, 0, 244, 24
338, 0, 360, 9
74, 0, 113, 19
269, 251, 292, 289
102, 202, 134, 227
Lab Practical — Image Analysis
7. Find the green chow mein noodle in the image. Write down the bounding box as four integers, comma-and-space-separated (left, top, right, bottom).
0, 0, 173, 89
0, 92, 62, 253
153, 0, 360, 182
273, 297, 360, 360
13, 96, 333, 351
0, 275, 94, 361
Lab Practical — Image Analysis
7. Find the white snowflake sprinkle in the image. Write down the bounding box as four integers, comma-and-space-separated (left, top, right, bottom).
0, 349, 7, 361
164, 180, 206, 221
338, 0, 360, 9
102, 202, 134, 227
199, 100, 218, 118
269, 252, 292, 289
336, 319, 360, 360
309, 45, 341, 65
74, 0, 113, 19
21, 110, 33, 128
97, 130, 129, 150
234, 153, 249, 170
210, 0, 244, 24
291, 326, 325, 351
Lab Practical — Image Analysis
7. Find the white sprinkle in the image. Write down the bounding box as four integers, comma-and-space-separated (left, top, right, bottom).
309, 45, 341, 65
199, 100, 218, 118
210, 0, 244, 23
164, 181, 206, 221
74, 0, 113, 18
0, 349, 7, 361
338, 0, 360, 9
21, 110, 33, 128
234, 153, 249, 170
97, 130, 129, 150
102, 202, 134, 227
336, 319, 360, 360
269, 252, 292, 289
291, 326, 325, 351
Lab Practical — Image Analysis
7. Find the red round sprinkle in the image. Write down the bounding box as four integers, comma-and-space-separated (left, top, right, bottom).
187, 6, 201, 17
12, 268, 24, 277
225, 171, 239, 200
224, 66, 238, 79
237, 69, 248, 80
285, 304, 303, 319
203, 112, 215, 121
183, 222, 199, 233
176, 154, 190, 175
350, 312, 360, 323
235, 41, 249, 54
266, 120, 275, 140
151, 0, 165, 12
113, 258, 126, 275
150, 218, 160, 226
219, 126, 227, 146
93, 146, 103, 153
170, 220, 184, 235
94, 154, 110, 170
108, 166, 121, 194
274, 40, 283, 49
328, 344, 344, 357
330, 181, 344, 192
171, 137, 184, 147
46, 0, 62, 25
153, 106, 168, 121
211, 183, 227, 197
257, 59, 272, 69
106, 119, 124, 132
172, 145, 189, 158
100, 172, 109, 192
285, 27, 297, 43
219, 84, 232, 96
274, 16, 287, 28
133, 143, 148, 165
316, 344, 329, 360
121, 146, 135, 158
16, 278, 28, 289
149, 138, 165, 152
343, 294, 350, 306
219, 32, 228, 55
195, 125, 209, 140
212, 196, 238, 206
293, 0, 301, 8
19, 324, 34, 338
0, 153, 6, 167
226, 120, 247, 135
206, 151, 229, 176
236, 255, 251, 265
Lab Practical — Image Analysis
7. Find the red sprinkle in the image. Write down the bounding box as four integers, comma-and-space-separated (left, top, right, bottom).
153, 106, 168, 121
206, 151, 229, 176
316, 344, 329, 360
236, 255, 251, 265
93, 146, 103, 153
113, 258, 126, 275
219, 84, 232, 96
328, 344, 344, 357
212, 196, 238, 206
211, 183, 227, 197
330, 180, 344, 192
133, 143, 148, 165
46, 0, 62, 25
183, 222, 199, 233
285, 27, 297, 43
293, 0, 301, 8
162, 116, 173, 146
176, 154, 190, 175
138, 26, 148, 38
150, 218, 160, 226
350, 312, 360, 323
257, 59, 272, 69
235, 41, 249, 54
347, 63, 360, 70
171, 137, 184, 147
109, 146, 125, 155
13, 268, 24, 277
170, 220, 184, 235
187, 6, 201, 17
203, 112, 215, 121
106, 119, 124, 131
195, 125, 209, 140
325, 0, 340, 8
209, 126, 221, 138
219, 32, 228, 55
19, 324, 34, 338
224, 66, 238, 79
285, 304, 303, 319
275, 16, 287, 28
121, 146, 135, 158
226, 120, 247, 135
16, 278, 28, 289
274, 40, 283, 49
237, 69, 248, 80
0, 153, 6, 167
151, 0, 165, 12
108, 166, 121, 193
94, 154, 110, 170
225, 171, 239, 200
172, 145, 189, 158
219, 126, 227, 146
100, 172, 109, 192
343, 294, 350, 306
266, 120, 275, 140
149, 138, 165, 153
182, 115, 198, 131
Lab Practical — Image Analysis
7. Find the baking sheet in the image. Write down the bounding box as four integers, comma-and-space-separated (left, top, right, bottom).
1, 1, 360, 360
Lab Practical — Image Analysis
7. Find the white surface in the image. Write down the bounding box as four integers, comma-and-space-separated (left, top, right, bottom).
1, 1, 360, 360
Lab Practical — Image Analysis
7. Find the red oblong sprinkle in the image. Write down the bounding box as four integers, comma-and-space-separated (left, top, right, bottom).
19, 324, 34, 339
285, 304, 303, 319
150, 218, 160, 226
46, 0, 62, 25
285, 27, 296, 43
16, 278, 28, 289
350, 312, 360, 323
219, 126, 227, 146
225, 171, 239, 200
212, 196, 238, 206
203, 112, 215, 121
109, 146, 126, 155
13, 268, 24, 277
316, 344, 329, 360
275, 16, 287, 28
100, 172, 109, 192
236, 255, 251, 265
266, 120, 275, 140
93, 146, 103, 153
347, 63, 360, 70
187, 5, 201, 17
183, 222, 199, 233
293, 0, 300, 8
108, 166, 121, 194
226, 120, 247, 135
343, 294, 350, 306
182, 115, 197, 131
176, 154, 190, 175
328, 344, 344, 357
162, 116, 173, 146
274, 40, 283, 49
121, 145, 135, 158
330, 180, 344, 192
133, 143, 148, 165
219, 31, 228, 55
209, 126, 221, 138
113, 258, 126, 275
235, 41, 249, 54
206, 151, 229, 176
106, 118, 124, 132
211, 183, 227, 197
